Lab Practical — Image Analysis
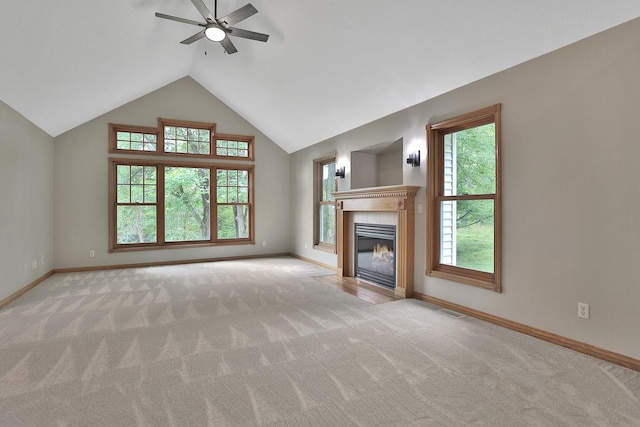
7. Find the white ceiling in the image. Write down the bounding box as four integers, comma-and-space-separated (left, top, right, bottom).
1, 1, 640, 153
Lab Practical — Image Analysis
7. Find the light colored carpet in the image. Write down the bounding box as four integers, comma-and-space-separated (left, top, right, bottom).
0, 256, 638, 426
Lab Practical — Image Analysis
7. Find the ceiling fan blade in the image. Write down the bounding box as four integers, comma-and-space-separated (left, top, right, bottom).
217, 3, 258, 27
155, 12, 204, 27
227, 27, 269, 42
181, 30, 207, 44
190, 0, 215, 23
220, 37, 238, 54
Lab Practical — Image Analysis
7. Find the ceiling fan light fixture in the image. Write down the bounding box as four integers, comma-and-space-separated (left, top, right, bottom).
156, 1, 268, 53
205, 26, 226, 41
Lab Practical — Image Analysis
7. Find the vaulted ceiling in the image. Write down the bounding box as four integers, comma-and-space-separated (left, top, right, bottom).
2, 1, 640, 153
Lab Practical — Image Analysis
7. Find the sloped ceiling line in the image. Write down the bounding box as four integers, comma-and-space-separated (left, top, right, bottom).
1, 0, 639, 153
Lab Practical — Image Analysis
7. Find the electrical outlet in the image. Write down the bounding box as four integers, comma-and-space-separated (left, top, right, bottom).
89, 250, 95, 258
578, 302, 590, 319
262, 241, 267, 247
304, 242, 308, 249
31, 260, 38, 270
41, 256, 45, 265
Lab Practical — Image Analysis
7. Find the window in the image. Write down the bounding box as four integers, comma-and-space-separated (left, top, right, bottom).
110, 160, 254, 251
426, 104, 502, 291
115, 164, 158, 244
162, 123, 212, 155
110, 120, 254, 160
109, 125, 158, 153
159, 118, 215, 157
164, 166, 211, 242
216, 168, 250, 239
214, 134, 254, 160
313, 155, 337, 251
109, 118, 255, 252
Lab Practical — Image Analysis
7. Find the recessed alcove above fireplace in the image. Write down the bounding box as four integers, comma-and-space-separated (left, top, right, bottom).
333, 185, 420, 298
350, 138, 403, 189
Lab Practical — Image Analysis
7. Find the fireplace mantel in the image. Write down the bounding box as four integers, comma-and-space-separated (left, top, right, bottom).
333, 185, 420, 298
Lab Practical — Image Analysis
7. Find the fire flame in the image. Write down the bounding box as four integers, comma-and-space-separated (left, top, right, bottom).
372, 244, 392, 260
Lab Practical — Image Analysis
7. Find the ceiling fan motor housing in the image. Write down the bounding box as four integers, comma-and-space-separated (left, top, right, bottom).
155, 0, 269, 54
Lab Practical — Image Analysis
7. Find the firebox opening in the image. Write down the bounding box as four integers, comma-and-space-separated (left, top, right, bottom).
354, 223, 396, 289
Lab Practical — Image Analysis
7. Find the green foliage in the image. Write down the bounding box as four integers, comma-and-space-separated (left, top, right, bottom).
117, 205, 156, 244
164, 126, 210, 155
455, 124, 495, 195
217, 205, 248, 239
165, 167, 210, 242
454, 124, 495, 228
116, 165, 159, 244
320, 204, 335, 244
322, 163, 336, 201
116, 164, 250, 244
448, 124, 496, 272
456, 223, 494, 273
216, 140, 249, 157
216, 169, 249, 239
319, 162, 337, 244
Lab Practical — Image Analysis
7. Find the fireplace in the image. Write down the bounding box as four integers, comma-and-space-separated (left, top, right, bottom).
354, 223, 396, 289
334, 185, 419, 298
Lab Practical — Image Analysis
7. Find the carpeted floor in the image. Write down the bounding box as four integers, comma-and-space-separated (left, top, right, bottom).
0, 257, 638, 426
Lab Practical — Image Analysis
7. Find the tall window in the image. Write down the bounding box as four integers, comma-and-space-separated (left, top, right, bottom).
216, 168, 250, 239
115, 164, 158, 244
427, 104, 502, 291
313, 155, 337, 251
109, 118, 255, 252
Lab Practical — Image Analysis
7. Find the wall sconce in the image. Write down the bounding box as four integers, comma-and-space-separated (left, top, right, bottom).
335, 166, 346, 178
406, 150, 420, 167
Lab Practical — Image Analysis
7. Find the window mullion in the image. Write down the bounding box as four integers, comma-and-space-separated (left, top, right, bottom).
214, 166, 218, 243
157, 166, 166, 245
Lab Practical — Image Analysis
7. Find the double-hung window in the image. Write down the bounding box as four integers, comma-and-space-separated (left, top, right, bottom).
109, 119, 254, 251
313, 155, 337, 251
427, 104, 502, 291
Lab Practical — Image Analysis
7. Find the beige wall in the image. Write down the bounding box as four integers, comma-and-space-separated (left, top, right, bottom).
290, 18, 640, 360
377, 148, 403, 186
3, 17, 640, 362
54, 77, 290, 269
350, 151, 377, 188
0, 100, 54, 301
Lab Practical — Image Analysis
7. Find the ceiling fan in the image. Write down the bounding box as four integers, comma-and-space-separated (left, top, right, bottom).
155, 0, 269, 54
